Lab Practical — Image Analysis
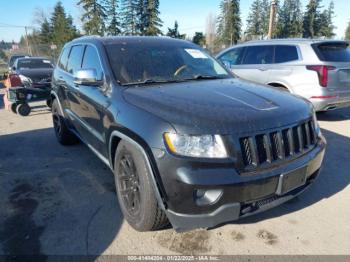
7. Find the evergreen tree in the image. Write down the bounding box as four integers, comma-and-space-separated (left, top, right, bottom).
166, 21, 185, 39
346, 21, 350, 40
275, 0, 303, 38
120, 0, 138, 35
261, 0, 272, 37
105, 0, 121, 35
51, 2, 79, 46
245, 0, 270, 39
217, 0, 241, 46
192, 32, 206, 46
39, 18, 52, 44
135, 0, 146, 35
78, 0, 107, 35
318, 1, 335, 38
302, 0, 322, 38
143, 0, 163, 36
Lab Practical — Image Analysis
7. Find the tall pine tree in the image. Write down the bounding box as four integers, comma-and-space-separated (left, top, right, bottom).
217, 0, 241, 46
318, 1, 335, 38
78, 0, 107, 35
39, 18, 52, 44
275, 0, 303, 38
143, 0, 163, 36
104, 0, 121, 35
346, 21, 350, 40
166, 21, 185, 39
51, 1, 79, 46
302, 0, 322, 38
245, 0, 270, 39
120, 0, 138, 35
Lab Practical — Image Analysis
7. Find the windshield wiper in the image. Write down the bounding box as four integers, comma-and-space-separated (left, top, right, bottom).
121, 78, 181, 86
183, 75, 228, 81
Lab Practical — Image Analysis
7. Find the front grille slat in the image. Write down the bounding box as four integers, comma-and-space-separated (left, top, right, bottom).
239, 119, 317, 171
297, 125, 304, 151
304, 122, 311, 147
286, 128, 294, 156
263, 134, 272, 163
248, 137, 259, 166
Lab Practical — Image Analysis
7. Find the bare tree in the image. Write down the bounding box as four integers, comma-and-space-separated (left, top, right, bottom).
32, 7, 49, 27
205, 13, 217, 53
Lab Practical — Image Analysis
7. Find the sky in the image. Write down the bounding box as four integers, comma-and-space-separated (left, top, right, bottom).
0, 0, 349, 42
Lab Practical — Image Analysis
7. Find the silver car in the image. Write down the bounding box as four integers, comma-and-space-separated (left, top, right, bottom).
217, 39, 350, 112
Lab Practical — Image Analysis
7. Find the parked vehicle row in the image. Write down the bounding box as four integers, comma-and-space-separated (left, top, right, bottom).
50, 36, 326, 232
217, 39, 350, 112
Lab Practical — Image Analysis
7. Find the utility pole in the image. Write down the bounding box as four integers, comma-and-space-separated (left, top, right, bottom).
24, 26, 32, 56
268, 0, 277, 39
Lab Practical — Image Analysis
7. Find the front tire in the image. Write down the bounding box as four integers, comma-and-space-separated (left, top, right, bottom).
52, 99, 79, 145
114, 140, 168, 231
16, 103, 31, 116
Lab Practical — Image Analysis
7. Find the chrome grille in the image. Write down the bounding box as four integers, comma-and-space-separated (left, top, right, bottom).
239, 119, 317, 169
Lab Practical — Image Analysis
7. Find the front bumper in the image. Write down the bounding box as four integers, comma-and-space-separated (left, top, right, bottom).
156, 137, 326, 232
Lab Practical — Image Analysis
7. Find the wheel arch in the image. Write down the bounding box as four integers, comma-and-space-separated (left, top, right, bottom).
267, 82, 293, 93
108, 129, 167, 210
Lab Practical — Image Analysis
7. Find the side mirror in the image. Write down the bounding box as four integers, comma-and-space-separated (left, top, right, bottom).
73, 69, 101, 86
222, 60, 232, 70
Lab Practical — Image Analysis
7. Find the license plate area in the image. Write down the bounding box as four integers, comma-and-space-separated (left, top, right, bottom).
276, 166, 307, 196
338, 69, 350, 83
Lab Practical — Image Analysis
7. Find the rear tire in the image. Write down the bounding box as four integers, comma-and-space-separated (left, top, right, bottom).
52, 99, 79, 145
16, 103, 31, 116
114, 140, 168, 231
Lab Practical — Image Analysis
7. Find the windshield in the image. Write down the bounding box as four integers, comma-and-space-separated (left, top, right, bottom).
105, 42, 230, 85
9, 55, 25, 66
314, 42, 350, 62
17, 59, 53, 69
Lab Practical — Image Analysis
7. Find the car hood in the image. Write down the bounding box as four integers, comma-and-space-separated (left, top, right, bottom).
16, 68, 53, 82
123, 78, 312, 135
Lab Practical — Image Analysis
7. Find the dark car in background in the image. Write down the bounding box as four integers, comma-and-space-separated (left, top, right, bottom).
12, 57, 54, 87
51, 36, 326, 232
8, 54, 30, 70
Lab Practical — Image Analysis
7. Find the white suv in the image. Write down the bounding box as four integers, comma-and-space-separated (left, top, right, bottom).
217, 39, 350, 112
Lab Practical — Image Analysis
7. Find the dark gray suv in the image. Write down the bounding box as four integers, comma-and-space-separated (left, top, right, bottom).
51, 36, 326, 232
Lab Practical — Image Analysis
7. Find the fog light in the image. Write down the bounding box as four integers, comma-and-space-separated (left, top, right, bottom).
194, 189, 223, 206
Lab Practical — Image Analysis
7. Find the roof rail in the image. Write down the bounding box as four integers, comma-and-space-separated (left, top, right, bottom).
72, 35, 101, 41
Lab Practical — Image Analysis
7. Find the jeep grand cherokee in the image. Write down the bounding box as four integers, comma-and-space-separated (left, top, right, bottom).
51, 36, 326, 232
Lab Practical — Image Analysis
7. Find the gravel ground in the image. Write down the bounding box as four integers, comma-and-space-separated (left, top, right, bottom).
0, 88, 349, 256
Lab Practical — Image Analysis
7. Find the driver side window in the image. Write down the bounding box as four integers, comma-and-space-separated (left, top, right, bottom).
219, 47, 245, 67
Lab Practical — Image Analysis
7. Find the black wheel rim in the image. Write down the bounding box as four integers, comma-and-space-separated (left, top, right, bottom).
52, 110, 62, 136
117, 154, 141, 217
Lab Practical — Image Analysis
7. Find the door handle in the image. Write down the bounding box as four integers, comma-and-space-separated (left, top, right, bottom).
258, 67, 268, 71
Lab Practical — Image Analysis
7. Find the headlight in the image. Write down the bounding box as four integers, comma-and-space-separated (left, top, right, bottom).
164, 133, 228, 158
312, 110, 321, 137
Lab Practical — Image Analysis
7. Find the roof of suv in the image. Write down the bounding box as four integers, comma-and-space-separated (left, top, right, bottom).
71, 36, 193, 46
242, 38, 349, 46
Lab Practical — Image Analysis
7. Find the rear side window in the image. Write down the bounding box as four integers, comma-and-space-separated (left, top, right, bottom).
313, 42, 350, 62
58, 47, 70, 71
82, 46, 103, 80
219, 47, 245, 66
275, 45, 299, 63
242, 45, 274, 65
67, 45, 84, 75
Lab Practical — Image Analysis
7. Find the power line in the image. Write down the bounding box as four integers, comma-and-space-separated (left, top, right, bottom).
0, 22, 38, 29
